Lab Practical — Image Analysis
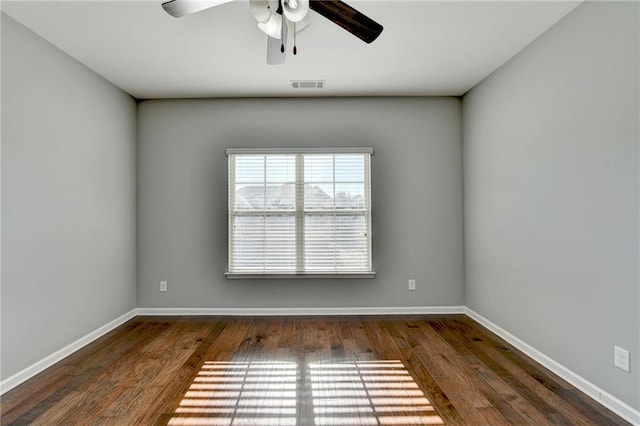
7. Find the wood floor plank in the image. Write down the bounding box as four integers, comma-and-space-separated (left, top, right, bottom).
1, 315, 630, 426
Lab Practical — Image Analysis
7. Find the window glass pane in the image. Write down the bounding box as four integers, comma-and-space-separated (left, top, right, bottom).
304, 183, 334, 210
335, 183, 365, 209
235, 156, 264, 184
265, 184, 295, 210
304, 155, 333, 183
305, 214, 368, 271
335, 155, 364, 183
304, 215, 336, 271
266, 155, 296, 183
264, 215, 296, 270
235, 184, 295, 210
336, 215, 368, 270
231, 215, 296, 271
235, 184, 264, 210
231, 216, 264, 270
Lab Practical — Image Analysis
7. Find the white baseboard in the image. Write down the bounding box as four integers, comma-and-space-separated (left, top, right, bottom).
464, 307, 640, 425
0, 309, 137, 396
135, 306, 466, 316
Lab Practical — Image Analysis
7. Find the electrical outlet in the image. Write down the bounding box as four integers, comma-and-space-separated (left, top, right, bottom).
160, 281, 168, 292
408, 279, 416, 291
614, 346, 630, 372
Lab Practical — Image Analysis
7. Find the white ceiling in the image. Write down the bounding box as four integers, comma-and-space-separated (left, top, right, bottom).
2, 0, 581, 99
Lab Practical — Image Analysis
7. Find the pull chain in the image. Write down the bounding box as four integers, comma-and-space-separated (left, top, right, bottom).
293, 22, 297, 55
280, 20, 285, 52
280, 0, 285, 53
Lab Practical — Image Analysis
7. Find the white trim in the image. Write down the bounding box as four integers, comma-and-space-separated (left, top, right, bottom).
0, 309, 137, 396
226, 147, 373, 155
136, 306, 465, 317
224, 272, 376, 279
464, 307, 640, 425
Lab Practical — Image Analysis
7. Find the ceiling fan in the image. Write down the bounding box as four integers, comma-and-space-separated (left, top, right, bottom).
161, 0, 383, 65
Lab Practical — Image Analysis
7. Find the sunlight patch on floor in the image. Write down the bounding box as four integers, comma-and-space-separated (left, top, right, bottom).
310, 360, 444, 426
168, 359, 444, 425
168, 361, 297, 426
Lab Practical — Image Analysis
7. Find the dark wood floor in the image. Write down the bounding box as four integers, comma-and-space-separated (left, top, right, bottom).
0, 315, 629, 425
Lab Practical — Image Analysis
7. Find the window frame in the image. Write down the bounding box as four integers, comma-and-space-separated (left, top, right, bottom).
225, 148, 375, 279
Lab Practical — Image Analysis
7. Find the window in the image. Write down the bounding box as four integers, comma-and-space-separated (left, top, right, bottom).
226, 148, 373, 278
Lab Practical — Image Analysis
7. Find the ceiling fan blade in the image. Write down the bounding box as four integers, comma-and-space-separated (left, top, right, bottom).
309, 0, 382, 44
161, 0, 234, 17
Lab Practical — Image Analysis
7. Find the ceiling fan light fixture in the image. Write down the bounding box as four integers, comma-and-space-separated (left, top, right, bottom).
258, 13, 283, 39
282, 0, 309, 23
250, 0, 277, 23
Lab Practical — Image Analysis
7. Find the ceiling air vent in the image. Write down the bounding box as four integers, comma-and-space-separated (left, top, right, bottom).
291, 80, 325, 89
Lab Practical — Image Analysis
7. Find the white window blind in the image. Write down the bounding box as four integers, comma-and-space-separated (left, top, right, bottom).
227, 149, 373, 277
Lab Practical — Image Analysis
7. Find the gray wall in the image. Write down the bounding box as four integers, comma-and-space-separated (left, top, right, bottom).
463, 1, 639, 409
138, 97, 464, 308
1, 15, 137, 380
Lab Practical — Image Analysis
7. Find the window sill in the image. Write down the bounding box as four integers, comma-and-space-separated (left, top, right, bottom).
225, 271, 376, 280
